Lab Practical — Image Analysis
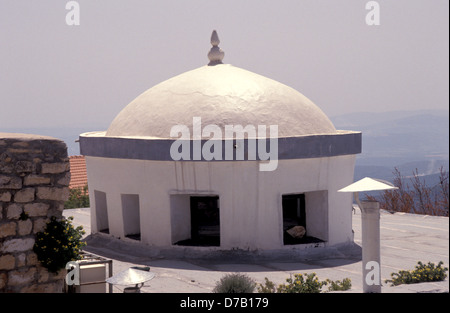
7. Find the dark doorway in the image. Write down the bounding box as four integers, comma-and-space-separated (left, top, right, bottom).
283, 194, 306, 228
283, 194, 320, 245
185, 196, 221, 246
190, 196, 220, 246
174, 196, 220, 247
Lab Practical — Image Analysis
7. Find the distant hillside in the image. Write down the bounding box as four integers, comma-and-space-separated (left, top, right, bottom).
354, 159, 449, 182
331, 109, 449, 186
331, 109, 449, 166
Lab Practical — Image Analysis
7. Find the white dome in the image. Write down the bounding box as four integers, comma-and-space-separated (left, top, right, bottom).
106, 64, 336, 139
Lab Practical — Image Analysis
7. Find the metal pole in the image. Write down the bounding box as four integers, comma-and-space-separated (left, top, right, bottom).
361, 200, 381, 293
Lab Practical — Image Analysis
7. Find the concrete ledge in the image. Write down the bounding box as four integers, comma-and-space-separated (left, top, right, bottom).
79, 131, 362, 161
82, 232, 359, 263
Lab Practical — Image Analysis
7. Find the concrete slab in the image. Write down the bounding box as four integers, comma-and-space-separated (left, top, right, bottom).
63, 208, 449, 293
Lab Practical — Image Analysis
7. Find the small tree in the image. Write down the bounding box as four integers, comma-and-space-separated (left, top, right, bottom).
34, 216, 86, 273
437, 166, 449, 214
367, 166, 449, 216
64, 185, 90, 209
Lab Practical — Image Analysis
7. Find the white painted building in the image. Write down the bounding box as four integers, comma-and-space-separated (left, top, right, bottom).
80, 31, 361, 251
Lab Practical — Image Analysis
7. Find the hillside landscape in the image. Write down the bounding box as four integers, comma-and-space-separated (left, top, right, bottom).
331, 109, 449, 183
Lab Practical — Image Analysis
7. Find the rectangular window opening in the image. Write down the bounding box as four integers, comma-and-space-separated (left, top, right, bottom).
172, 195, 220, 247
282, 193, 324, 245
94, 190, 109, 234
121, 194, 141, 241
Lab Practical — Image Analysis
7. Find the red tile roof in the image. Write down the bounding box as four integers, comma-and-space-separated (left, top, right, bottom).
69, 155, 88, 191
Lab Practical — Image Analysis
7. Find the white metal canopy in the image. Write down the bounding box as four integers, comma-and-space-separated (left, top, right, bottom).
338, 177, 398, 213
338, 177, 398, 193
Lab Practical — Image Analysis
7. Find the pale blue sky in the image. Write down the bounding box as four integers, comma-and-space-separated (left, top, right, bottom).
0, 0, 448, 129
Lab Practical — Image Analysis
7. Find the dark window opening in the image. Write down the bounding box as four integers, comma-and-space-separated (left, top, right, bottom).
175, 196, 220, 247
282, 194, 323, 245
125, 234, 141, 241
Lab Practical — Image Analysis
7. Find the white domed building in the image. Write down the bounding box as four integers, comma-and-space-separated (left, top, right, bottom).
80, 31, 361, 251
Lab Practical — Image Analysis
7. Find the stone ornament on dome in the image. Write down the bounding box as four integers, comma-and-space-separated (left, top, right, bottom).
208, 30, 224, 66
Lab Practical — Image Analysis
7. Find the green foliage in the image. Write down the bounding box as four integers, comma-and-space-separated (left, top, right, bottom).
213, 273, 256, 293
385, 261, 448, 286
33, 216, 86, 273
325, 278, 352, 292
257, 273, 352, 293
277, 273, 326, 293
257, 277, 277, 293
64, 185, 89, 209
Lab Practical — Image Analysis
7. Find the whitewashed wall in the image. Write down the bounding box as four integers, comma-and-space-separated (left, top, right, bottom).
85, 155, 356, 250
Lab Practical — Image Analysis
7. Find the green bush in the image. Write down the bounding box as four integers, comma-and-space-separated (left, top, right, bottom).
64, 185, 89, 209
257, 273, 352, 293
257, 277, 277, 293
278, 273, 326, 293
385, 261, 448, 286
34, 216, 86, 273
325, 278, 352, 292
213, 273, 256, 293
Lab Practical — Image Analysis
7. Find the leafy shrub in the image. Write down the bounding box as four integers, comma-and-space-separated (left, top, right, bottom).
213, 273, 256, 293
277, 273, 325, 293
385, 261, 448, 286
325, 278, 352, 292
257, 273, 351, 293
64, 185, 89, 209
257, 277, 277, 293
34, 216, 86, 273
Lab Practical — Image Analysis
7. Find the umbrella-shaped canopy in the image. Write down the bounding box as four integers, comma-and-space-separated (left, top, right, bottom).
338, 177, 398, 212
106, 266, 155, 286
338, 177, 397, 193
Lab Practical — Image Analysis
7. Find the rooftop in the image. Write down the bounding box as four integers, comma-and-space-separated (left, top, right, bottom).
69, 155, 88, 190
65, 207, 449, 293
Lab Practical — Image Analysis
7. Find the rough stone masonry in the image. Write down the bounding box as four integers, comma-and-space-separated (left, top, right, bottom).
0, 133, 70, 293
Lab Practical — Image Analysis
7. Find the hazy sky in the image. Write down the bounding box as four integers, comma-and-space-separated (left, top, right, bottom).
0, 0, 448, 130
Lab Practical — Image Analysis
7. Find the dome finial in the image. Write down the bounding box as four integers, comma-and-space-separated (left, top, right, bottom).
208, 30, 224, 66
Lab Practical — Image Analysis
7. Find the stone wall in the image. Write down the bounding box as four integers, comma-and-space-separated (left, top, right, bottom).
0, 133, 70, 293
